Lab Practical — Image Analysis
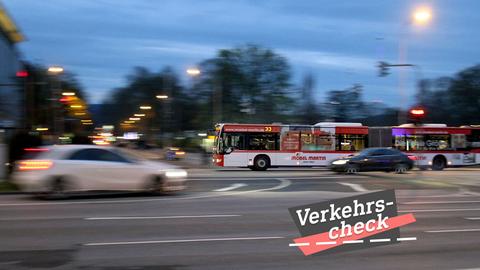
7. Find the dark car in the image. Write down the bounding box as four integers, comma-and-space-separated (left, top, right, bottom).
329, 148, 415, 174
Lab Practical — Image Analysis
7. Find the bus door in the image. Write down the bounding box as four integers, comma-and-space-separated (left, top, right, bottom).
221, 133, 249, 166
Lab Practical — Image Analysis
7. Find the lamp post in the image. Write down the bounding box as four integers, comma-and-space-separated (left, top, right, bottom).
399, 6, 432, 124
377, 6, 432, 125
185, 67, 222, 126
48, 66, 64, 142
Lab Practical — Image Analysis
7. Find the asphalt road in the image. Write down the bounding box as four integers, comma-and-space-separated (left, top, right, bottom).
0, 168, 480, 269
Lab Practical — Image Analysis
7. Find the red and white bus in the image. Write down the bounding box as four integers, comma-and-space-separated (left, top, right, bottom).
370, 124, 480, 170
213, 122, 480, 170
212, 122, 368, 170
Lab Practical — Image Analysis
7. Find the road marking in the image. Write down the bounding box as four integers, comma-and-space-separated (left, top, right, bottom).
426, 228, 480, 233
290, 237, 417, 247
316, 241, 337, 245
84, 236, 284, 246
465, 217, 480, 220
85, 214, 241, 220
339, 182, 368, 192
214, 183, 246, 192
397, 237, 417, 241
369, 238, 391, 243
403, 200, 480, 205
289, 243, 310, 247
0, 179, 292, 207
187, 175, 367, 181
399, 208, 480, 213
343, 240, 363, 244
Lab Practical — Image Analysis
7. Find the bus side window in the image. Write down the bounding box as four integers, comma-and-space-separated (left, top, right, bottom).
301, 133, 315, 151
246, 133, 277, 151
224, 133, 245, 150
280, 131, 300, 151
315, 135, 335, 151
468, 130, 480, 149
336, 134, 367, 151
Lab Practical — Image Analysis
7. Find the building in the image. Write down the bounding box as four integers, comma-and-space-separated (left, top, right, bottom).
0, 2, 24, 178
0, 2, 24, 130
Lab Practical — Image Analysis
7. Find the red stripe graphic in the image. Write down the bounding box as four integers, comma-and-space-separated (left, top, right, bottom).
293, 213, 416, 256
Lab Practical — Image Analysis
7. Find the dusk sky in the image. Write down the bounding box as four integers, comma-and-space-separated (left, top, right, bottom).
4, 0, 480, 106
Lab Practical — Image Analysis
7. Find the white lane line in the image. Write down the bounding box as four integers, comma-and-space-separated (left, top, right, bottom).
397, 237, 417, 241
271, 178, 291, 191
290, 238, 416, 247
426, 228, 480, 233
316, 241, 337, 245
188, 176, 366, 181
84, 236, 284, 246
339, 182, 368, 192
399, 208, 480, 213
465, 217, 480, 220
85, 214, 241, 220
403, 200, 480, 205
370, 238, 391, 243
289, 243, 310, 247
214, 183, 247, 192
343, 240, 363, 244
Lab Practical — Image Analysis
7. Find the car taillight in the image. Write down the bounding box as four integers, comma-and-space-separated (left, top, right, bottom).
407, 155, 417, 161
18, 160, 53, 171
23, 148, 49, 152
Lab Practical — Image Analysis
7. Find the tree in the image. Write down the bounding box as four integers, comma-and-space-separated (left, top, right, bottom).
296, 73, 321, 124
100, 67, 197, 138
19, 62, 88, 132
325, 84, 366, 122
448, 65, 480, 125
414, 64, 480, 125
193, 44, 293, 126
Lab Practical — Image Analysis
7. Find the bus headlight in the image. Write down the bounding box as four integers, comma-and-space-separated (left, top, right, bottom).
332, 159, 348, 165
165, 170, 188, 178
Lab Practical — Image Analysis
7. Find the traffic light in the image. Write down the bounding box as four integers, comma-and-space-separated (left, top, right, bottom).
16, 70, 29, 77
377, 61, 390, 77
409, 107, 426, 125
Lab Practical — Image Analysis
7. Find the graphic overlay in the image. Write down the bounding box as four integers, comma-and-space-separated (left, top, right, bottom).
288, 190, 416, 256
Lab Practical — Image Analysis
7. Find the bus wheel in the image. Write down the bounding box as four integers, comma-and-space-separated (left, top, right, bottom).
432, 156, 446, 171
253, 156, 270, 171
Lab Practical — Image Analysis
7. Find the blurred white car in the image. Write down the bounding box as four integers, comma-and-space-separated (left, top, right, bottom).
12, 145, 187, 197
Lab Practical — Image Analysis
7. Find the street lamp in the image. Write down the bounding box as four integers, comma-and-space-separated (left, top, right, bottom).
139, 105, 152, 110
134, 113, 145, 117
412, 7, 432, 25
156, 95, 169, 99
47, 66, 64, 74
186, 67, 201, 76
394, 6, 432, 124
47, 66, 64, 141
62, 92, 75, 96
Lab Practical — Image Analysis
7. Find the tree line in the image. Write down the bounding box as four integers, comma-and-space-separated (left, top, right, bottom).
97, 44, 480, 134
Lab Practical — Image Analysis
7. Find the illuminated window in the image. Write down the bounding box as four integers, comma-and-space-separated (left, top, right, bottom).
336, 134, 367, 151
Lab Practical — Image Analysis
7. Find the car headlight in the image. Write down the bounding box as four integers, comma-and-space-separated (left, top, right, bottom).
165, 170, 188, 178
332, 159, 348, 165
